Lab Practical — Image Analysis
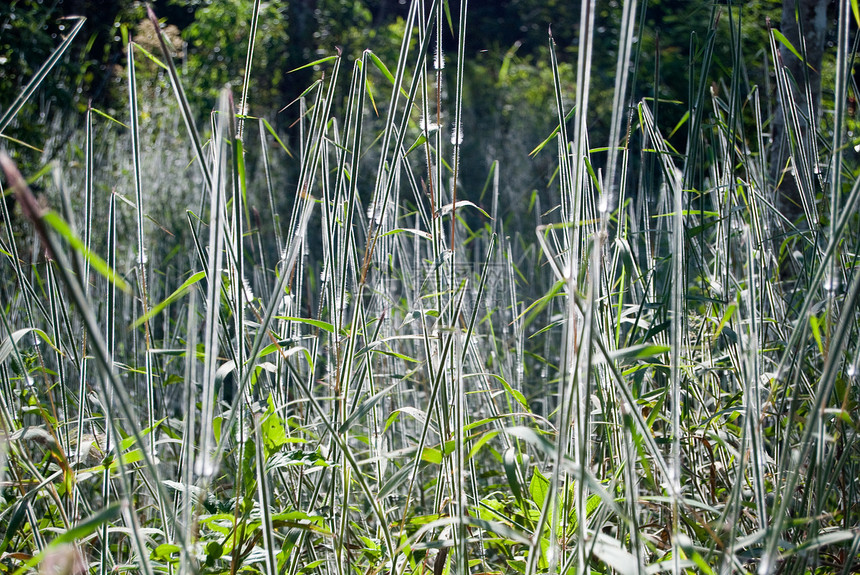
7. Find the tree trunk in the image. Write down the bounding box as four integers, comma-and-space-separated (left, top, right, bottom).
770, 0, 829, 228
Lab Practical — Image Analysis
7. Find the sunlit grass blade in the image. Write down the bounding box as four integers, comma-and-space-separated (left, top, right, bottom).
0, 17, 85, 135
146, 6, 213, 193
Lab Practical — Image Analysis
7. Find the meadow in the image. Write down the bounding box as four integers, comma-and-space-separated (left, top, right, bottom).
1, 1, 859, 574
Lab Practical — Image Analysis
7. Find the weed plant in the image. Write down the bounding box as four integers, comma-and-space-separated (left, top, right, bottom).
1, 2, 859, 574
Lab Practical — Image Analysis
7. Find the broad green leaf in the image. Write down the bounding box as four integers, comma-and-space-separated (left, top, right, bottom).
503, 447, 524, 503
421, 447, 442, 464
467, 430, 499, 461
261, 393, 288, 456
0, 327, 56, 365
529, 467, 550, 509
152, 544, 181, 561
53, 502, 123, 545
266, 449, 328, 472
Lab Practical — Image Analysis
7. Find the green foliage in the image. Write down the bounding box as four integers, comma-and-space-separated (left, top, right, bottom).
181, 0, 290, 114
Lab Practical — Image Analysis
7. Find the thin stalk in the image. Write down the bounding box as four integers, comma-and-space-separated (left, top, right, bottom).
196, 90, 230, 479
237, 0, 262, 142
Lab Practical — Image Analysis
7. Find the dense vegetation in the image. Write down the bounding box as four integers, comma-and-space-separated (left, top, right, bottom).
1, 1, 859, 574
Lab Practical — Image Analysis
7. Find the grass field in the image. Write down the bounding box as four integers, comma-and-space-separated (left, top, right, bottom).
1, 2, 859, 574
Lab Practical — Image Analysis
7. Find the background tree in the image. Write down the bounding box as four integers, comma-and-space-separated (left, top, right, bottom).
770, 0, 833, 226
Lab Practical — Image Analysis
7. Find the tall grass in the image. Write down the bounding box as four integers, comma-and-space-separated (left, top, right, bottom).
1, 1, 859, 574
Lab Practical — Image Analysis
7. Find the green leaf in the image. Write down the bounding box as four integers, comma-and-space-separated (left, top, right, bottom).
384, 406, 426, 434
0, 497, 32, 555
517, 279, 565, 329
54, 502, 123, 545
288, 55, 339, 73
152, 544, 181, 562
772, 29, 817, 72
130, 41, 168, 70
529, 467, 550, 509
503, 447, 524, 503
0, 327, 57, 365
42, 211, 130, 293
667, 110, 690, 139
261, 118, 293, 158
261, 394, 288, 456
299, 559, 327, 573
529, 106, 576, 156
479, 373, 529, 410
405, 134, 427, 156
809, 314, 825, 355
119, 417, 167, 451
367, 51, 396, 85
608, 343, 670, 362
276, 316, 338, 335
90, 107, 129, 129
24, 162, 52, 185
79, 449, 144, 476
131, 271, 205, 329
266, 449, 328, 472
421, 447, 442, 464
466, 430, 499, 461
443, 0, 454, 34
